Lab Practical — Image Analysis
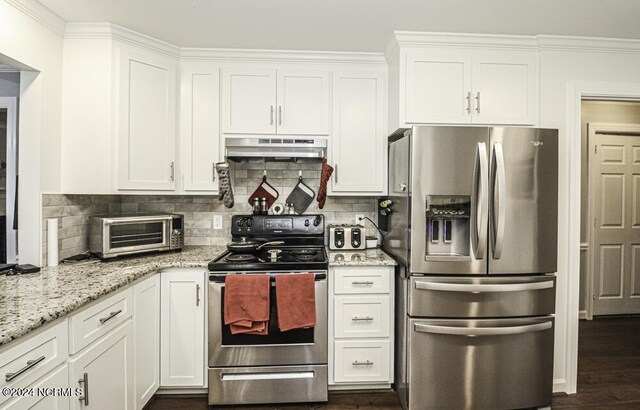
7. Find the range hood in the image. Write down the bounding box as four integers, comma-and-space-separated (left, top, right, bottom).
225, 137, 327, 161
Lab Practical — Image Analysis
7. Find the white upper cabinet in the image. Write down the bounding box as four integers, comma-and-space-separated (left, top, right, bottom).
276, 70, 330, 135
181, 64, 221, 192
405, 51, 472, 124
331, 69, 386, 195
117, 46, 177, 191
403, 49, 537, 125
221, 68, 277, 134
222, 68, 329, 135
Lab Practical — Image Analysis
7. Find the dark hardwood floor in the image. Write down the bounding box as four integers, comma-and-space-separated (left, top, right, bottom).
147, 317, 640, 409
552, 316, 640, 409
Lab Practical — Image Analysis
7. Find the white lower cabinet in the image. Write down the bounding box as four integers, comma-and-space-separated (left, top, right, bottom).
329, 266, 394, 389
160, 269, 206, 387
0, 364, 70, 410
68, 320, 134, 410
133, 274, 160, 409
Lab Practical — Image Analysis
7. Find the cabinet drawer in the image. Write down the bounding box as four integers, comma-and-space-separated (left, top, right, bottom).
334, 296, 390, 338
334, 268, 390, 294
0, 321, 68, 404
334, 340, 390, 383
69, 287, 133, 354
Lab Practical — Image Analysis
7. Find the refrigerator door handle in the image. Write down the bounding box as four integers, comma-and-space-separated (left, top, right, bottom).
414, 321, 552, 337
472, 142, 489, 259
492, 142, 506, 259
415, 280, 554, 293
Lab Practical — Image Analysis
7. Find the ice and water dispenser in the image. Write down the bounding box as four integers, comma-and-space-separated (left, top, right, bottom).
425, 195, 470, 258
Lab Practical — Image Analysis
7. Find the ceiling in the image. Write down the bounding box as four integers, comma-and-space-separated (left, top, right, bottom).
37, 0, 640, 52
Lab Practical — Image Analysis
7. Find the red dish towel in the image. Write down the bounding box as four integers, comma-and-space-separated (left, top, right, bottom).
275, 273, 316, 332
224, 275, 270, 335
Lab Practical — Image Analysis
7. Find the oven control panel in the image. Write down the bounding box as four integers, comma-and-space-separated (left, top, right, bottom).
232, 214, 324, 235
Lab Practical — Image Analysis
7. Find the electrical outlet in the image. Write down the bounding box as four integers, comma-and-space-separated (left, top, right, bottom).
355, 214, 365, 225
213, 214, 223, 230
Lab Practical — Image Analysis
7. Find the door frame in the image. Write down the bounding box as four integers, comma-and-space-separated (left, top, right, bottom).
566, 81, 640, 395
586, 122, 640, 319
0, 96, 18, 263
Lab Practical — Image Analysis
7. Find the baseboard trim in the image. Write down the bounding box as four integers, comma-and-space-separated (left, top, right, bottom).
155, 388, 208, 395
553, 378, 568, 394
579, 310, 588, 319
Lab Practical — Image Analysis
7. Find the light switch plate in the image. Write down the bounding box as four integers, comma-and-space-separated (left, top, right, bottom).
213, 214, 223, 230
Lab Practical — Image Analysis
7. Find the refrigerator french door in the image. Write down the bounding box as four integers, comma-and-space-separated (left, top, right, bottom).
408, 126, 558, 275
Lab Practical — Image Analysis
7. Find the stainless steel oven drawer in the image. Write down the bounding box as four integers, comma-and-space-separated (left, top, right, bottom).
409, 275, 556, 318
408, 317, 554, 410
208, 365, 328, 405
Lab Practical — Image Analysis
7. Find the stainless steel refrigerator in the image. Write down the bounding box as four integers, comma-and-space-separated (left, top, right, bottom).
384, 126, 558, 410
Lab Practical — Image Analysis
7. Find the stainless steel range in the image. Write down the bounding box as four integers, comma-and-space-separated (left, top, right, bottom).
207, 214, 328, 406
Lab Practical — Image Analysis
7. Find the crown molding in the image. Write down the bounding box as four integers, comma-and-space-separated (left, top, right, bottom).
4, 0, 66, 37
64, 22, 386, 65
537, 35, 640, 54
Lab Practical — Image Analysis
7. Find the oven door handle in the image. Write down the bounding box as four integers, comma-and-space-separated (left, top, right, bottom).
209, 273, 327, 283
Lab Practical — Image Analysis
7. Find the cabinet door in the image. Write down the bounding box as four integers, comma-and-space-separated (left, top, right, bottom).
133, 275, 160, 410
118, 47, 177, 190
471, 54, 537, 125
331, 70, 386, 194
405, 51, 472, 124
69, 321, 134, 410
160, 270, 205, 387
181, 65, 221, 192
0, 365, 70, 410
221, 68, 276, 134
276, 70, 329, 135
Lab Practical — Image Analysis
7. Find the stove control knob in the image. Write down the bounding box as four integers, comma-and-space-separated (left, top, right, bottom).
245, 218, 253, 228
304, 219, 310, 227
313, 215, 321, 227
235, 219, 244, 228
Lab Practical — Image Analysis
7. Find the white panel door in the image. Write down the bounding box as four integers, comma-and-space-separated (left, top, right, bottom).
118, 48, 177, 190
590, 126, 640, 316
221, 68, 276, 134
471, 53, 537, 125
276, 70, 330, 135
404, 51, 472, 124
181, 66, 221, 192
331, 70, 386, 194
133, 274, 160, 410
69, 321, 134, 410
160, 270, 205, 387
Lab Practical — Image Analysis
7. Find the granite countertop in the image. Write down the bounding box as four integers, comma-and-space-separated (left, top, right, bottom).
0, 246, 226, 346
327, 248, 397, 266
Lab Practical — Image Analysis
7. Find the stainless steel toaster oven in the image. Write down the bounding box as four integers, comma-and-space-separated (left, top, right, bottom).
89, 213, 183, 259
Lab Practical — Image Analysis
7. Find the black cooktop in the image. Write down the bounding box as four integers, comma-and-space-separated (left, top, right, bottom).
208, 247, 328, 272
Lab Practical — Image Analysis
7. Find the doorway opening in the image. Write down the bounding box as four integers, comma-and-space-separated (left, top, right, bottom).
0, 92, 18, 264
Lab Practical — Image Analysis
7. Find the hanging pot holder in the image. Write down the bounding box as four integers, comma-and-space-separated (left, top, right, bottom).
286, 175, 316, 214
248, 174, 280, 209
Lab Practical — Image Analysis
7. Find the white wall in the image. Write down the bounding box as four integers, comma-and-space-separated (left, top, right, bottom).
0, 0, 64, 264
539, 45, 640, 393
0, 72, 20, 96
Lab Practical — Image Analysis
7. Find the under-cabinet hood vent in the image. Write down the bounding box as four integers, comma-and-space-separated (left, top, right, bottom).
225, 137, 327, 161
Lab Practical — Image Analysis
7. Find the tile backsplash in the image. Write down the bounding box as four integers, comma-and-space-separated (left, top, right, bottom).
42, 161, 377, 265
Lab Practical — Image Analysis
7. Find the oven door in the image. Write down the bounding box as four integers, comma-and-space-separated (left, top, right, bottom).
208, 271, 328, 368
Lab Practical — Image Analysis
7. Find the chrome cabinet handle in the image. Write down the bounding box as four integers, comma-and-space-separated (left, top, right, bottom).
270, 105, 274, 125
334, 164, 338, 184
78, 372, 89, 406
4, 356, 45, 382
352, 316, 374, 321
475, 91, 481, 113
196, 284, 200, 306
170, 161, 175, 182
415, 280, 553, 293
352, 281, 374, 285
352, 360, 374, 366
278, 106, 282, 125
99, 309, 122, 324
399, 182, 407, 192
212, 163, 216, 182
414, 321, 552, 337
466, 91, 471, 114
492, 142, 506, 259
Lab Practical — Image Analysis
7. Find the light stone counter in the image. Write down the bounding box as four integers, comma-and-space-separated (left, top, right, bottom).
327, 248, 397, 266
0, 246, 226, 346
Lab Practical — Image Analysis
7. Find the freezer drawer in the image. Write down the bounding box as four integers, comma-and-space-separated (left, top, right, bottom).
409, 275, 555, 318
408, 317, 554, 410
